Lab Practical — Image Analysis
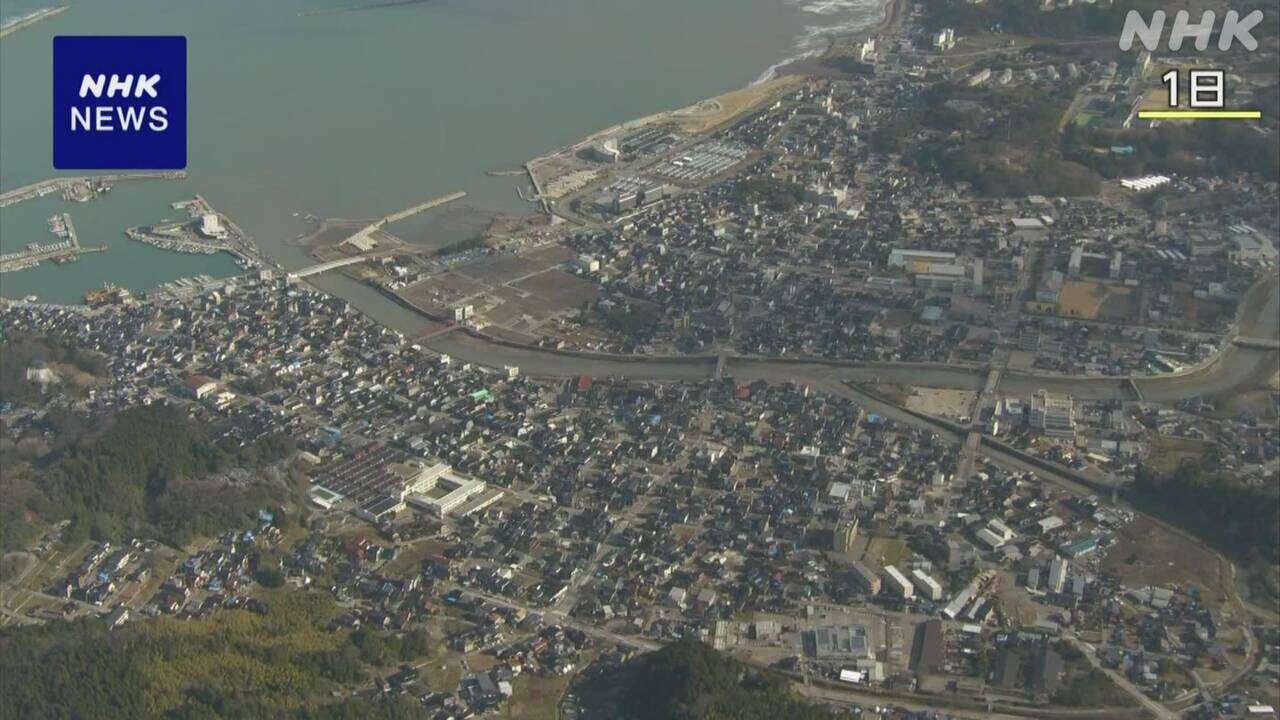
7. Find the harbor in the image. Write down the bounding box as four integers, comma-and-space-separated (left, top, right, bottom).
0, 212, 105, 273
0, 0, 877, 322
0, 182, 245, 304
124, 195, 269, 272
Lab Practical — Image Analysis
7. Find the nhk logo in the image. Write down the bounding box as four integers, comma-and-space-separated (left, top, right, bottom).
53, 36, 186, 170
73, 74, 169, 132
1119, 9, 1264, 52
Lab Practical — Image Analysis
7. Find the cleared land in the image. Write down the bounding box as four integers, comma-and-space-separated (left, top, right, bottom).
1057, 280, 1136, 321
1102, 516, 1232, 611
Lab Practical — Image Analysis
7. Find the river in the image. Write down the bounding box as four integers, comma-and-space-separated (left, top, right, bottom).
0, 0, 885, 329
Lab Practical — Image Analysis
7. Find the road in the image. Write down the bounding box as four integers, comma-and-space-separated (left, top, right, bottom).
440, 581, 659, 652
1069, 636, 1173, 720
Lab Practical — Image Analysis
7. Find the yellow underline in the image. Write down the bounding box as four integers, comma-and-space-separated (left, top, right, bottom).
1137, 110, 1261, 120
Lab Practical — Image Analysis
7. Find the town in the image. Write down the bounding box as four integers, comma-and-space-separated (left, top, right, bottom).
1, 0, 1277, 719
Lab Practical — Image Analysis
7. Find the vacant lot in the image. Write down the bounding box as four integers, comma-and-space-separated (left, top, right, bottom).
859, 535, 909, 568
906, 388, 977, 420
671, 78, 799, 133
1057, 280, 1135, 321
1145, 434, 1214, 475
399, 273, 489, 315
1102, 516, 1232, 611
513, 269, 600, 311
458, 254, 555, 285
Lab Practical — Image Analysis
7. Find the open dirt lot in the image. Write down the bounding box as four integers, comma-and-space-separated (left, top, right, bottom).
858, 535, 909, 569
667, 76, 802, 133
399, 272, 489, 314
513, 270, 600, 310
457, 254, 555, 285
1145, 435, 1214, 475
1058, 280, 1136, 322
905, 388, 977, 421
1102, 516, 1233, 611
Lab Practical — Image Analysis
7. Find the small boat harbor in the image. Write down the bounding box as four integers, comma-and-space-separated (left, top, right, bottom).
0, 213, 106, 274
124, 195, 266, 273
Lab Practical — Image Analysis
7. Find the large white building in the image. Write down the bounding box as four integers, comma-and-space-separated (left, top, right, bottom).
1048, 556, 1069, 594
912, 569, 945, 602
199, 213, 228, 240
405, 462, 493, 517
1031, 391, 1075, 438
883, 565, 915, 600
889, 248, 956, 268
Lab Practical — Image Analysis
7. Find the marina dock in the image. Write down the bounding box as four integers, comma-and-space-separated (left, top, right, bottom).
0, 213, 105, 274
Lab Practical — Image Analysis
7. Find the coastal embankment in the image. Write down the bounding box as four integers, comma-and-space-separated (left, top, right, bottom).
0, 172, 187, 209
0, 5, 67, 39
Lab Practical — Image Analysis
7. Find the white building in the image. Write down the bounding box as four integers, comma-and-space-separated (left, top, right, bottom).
404, 463, 492, 517
890, 248, 957, 268
858, 38, 876, 62
883, 565, 915, 600
912, 569, 945, 601
1031, 391, 1075, 438
933, 28, 955, 51
1048, 556, 1069, 593
592, 138, 621, 163
199, 213, 228, 240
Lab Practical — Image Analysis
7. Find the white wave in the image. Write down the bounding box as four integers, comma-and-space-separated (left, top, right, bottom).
797, 0, 864, 16
753, 6, 883, 85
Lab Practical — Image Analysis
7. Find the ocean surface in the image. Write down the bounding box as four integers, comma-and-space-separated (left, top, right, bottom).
0, 0, 882, 331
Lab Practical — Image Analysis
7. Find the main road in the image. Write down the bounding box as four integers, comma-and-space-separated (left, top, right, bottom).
426, 275, 1279, 404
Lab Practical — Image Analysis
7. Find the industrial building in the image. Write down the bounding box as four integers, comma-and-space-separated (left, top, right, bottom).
808, 624, 871, 660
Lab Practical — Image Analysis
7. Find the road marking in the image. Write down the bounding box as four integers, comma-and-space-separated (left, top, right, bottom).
1137, 110, 1261, 120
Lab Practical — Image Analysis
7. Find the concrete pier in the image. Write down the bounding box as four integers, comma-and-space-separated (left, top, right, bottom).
0, 6, 68, 39
0, 172, 186, 208
341, 191, 467, 248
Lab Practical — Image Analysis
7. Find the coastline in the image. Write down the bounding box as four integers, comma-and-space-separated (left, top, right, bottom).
536, 0, 899, 155
520, 0, 898, 221
0, 0, 898, 307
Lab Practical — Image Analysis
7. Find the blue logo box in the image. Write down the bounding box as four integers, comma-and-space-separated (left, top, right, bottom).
53, 36, 186, 170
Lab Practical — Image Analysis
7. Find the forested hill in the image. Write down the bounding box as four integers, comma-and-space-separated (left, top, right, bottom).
1, 404, 296, 552
584, 639, 849, 720
0, 592, 433, 720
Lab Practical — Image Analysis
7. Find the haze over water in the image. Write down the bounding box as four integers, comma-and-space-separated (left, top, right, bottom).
1, 0, 882, 330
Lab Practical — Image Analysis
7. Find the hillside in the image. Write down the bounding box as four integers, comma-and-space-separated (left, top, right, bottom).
578, 639, 848, 720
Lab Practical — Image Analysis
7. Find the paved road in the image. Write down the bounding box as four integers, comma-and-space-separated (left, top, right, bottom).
427, 276, 1279, 405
